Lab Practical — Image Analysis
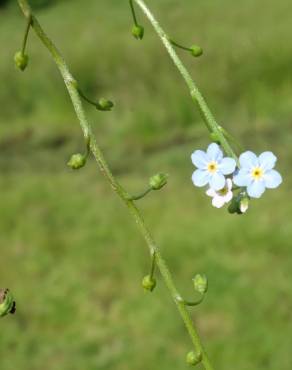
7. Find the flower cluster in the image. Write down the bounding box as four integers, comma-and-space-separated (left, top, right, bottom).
191, 143, 282, 212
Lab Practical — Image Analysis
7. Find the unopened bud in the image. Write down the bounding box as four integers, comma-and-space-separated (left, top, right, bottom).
132, 25, 144, 40
14, 51, 29, 71
67, 153, 86, 170
0, 289, 16, 318
142, 275, 156, 292
186, 351, 202, 366
96, 98, 114, 111
193, 274, 208, 295
210, 132, 221, 145
228, 192, 249, 215
239, 196, 249, 213
149, 173, 168, 190
190, 45, 203, 57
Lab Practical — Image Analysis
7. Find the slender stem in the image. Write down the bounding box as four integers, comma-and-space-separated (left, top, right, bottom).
169, 39, 191, 52
77, 87, 98, 108
150, 251, 156, 279
17, 1, 214, 370
129, 0, 138, 26
21, 13, 32, 54
177, 294, 205, 307
126, 187, 152, 201
134, 0, 238, 165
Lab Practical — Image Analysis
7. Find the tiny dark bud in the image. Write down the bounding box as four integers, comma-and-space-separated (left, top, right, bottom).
186, 351, 202, 366
132, 25, 144, 40
190, 45, 203, 57
96, 98, 114, 111
67, 153, 87, 170
142, 275, 156, 292
0, 289, 16, 317
14, 51, 29, 71
149, 173, 168, 190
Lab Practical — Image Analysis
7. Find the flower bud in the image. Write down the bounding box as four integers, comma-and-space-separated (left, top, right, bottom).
14, 51, 29, 71
192, 274, 208, 295
132, 25, 144, 40
239, 196, 249, 214
0, 289, 16, 318
149, 173, 168, 190
186, 351, 202, 366
67, 153, 87, 170
228, 192, 249, 215
190, 45, 203, 57
210, 132, 221, 145
96, 98, 114, 111
142, 275, 156, 292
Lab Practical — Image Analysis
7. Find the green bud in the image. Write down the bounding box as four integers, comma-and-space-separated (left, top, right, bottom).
228, 192, 249, 215
149, 173, 168, 190
192, 274, 208, 295
67, 153, 87, 170
132, 25, 144, 40
96, 98, 114, 111
142, 275, 156, 292
210, 132, 221, 144
190, 45, 203, 57
0, 289, 16, 318
14, 51, 29, 71
186, 351, 202, 366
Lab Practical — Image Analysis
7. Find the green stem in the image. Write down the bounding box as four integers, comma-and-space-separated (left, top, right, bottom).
129, 0, 138, 26
126, 187, 152, 201
17, 1, 214, 370
150, 251, 156, 279
177, 294, 205, 307
134, 0, 238, 165
21, 13, 32, 54
77, 87, 98, 108
169, 39, 191, 52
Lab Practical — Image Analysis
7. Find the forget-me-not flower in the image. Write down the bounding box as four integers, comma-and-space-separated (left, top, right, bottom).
191, 143, 236, 191
206, 178, 233, 208
233, 151, 282, 198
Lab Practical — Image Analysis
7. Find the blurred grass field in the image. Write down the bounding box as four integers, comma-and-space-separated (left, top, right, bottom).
1, 0, 292, 369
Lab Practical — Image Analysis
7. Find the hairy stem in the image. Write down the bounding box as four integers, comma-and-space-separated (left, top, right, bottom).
134, 0, 238, 164
17, 1, 215, 369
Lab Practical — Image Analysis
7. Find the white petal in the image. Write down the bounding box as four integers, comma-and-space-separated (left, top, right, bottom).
212, 196, 225, 208
233, 169, 252, 187
259, 151, 277, 171
207, 143, 223, 161
226, 178, 233, 190
219, 157, 237, 175
206, 188, 216, 197
192, 170, 210, 187
263, 170, 282, 189
239, 151, 259, 169
224, 190, 233, 203
191, 150, 208, 169
247, 180, 265, 198
209, 172, 225, 191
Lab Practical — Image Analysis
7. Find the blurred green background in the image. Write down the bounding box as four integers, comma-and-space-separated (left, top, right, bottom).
1, 0, 292, 369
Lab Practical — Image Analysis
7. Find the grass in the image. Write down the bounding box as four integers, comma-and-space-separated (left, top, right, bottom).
0, 0, 292, 369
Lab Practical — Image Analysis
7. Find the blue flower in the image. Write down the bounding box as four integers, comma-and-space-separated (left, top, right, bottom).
233, 151, 282, 198
191, 143, 236, 191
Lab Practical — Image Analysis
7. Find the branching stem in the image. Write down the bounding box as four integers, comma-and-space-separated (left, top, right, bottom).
133, 0, 238, 165
16, 1, 220, 370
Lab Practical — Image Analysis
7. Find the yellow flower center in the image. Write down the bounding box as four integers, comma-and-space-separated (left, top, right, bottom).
218, 187, 228, 196
207, 161, 218, 173
251, 167, 263, 181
